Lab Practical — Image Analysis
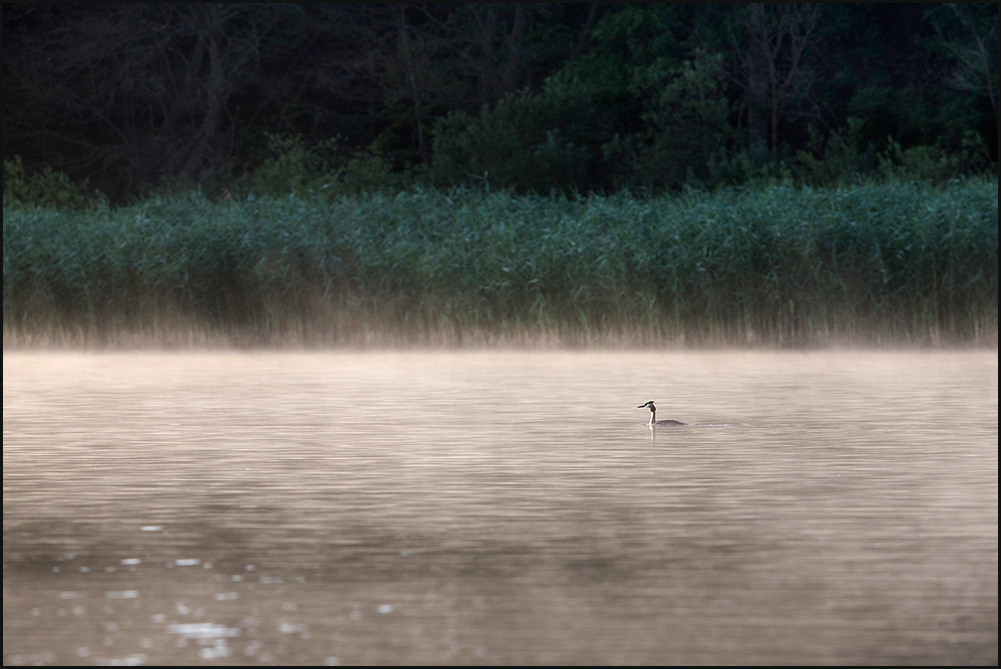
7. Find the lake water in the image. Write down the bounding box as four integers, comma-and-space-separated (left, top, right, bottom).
3, 350, 997, 665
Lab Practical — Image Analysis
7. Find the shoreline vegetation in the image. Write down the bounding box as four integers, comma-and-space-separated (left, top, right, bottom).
3, 178, 998, 349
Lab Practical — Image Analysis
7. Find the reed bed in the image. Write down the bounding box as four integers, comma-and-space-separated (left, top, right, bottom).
3, 179, 997, 348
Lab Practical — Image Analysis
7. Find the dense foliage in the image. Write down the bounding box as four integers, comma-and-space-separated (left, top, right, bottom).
4, 180, 997, 346
4, 4, 997, 203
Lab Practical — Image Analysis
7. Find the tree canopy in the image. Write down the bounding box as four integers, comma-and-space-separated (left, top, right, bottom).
4, 3, 997, 203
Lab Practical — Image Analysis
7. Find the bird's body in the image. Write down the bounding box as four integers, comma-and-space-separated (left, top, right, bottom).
638, 401, 686, 427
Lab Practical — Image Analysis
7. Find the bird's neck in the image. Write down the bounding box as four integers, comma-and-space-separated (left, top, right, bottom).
649, 408, 656, 426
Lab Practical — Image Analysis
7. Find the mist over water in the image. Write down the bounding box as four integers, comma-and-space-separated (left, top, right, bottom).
3, 350, 998, 664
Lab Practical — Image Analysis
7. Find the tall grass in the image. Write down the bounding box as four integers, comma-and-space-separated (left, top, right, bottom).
3, 179, 997, 347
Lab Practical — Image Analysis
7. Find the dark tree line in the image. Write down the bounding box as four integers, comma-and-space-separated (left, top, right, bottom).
4, 3, 997, 202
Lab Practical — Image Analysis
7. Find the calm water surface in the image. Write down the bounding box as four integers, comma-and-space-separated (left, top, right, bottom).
3, 350, 998, 665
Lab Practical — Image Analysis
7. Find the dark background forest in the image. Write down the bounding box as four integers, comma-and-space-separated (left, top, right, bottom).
4, 3, 998, 205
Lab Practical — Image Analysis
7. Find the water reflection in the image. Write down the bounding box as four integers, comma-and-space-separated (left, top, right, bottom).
3, 351, 998, 664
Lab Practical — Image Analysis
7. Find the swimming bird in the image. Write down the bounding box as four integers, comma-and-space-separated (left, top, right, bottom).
638, 401, 686, 427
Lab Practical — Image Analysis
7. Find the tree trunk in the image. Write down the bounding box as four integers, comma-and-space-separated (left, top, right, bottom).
397, 6, 427, 164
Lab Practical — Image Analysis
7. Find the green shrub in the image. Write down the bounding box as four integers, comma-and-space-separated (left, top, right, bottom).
3, 155, 101, 210
877, 131, 994, 183
796, 118, 871, 187
241, 134, 414, 200
605, 50, 732, 191
431, 73, 598, 193
242, 133, 332, 198
796, 119, 996, 187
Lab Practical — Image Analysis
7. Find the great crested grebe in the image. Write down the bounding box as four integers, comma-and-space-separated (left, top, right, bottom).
638, 401, 686, 427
